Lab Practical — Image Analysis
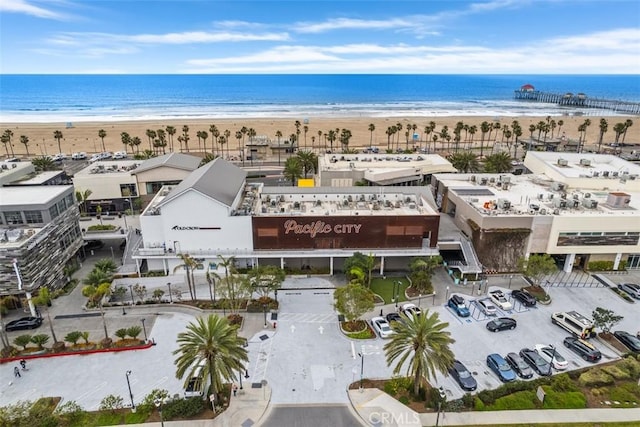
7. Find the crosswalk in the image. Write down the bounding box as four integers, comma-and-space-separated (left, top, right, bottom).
276, 313, 339, 324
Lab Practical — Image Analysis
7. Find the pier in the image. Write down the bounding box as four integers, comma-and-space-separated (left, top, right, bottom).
514, 84, 640, 115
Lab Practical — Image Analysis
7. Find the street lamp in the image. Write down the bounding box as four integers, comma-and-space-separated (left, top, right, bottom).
435, 386, 446, 427
154, 399, 164, 427
445, 286, 450, 301
125, 370, 135, 412
167, 282, 173, 303
128, 284, 135, 306
509, 275, 514, 289
394, 281, 401, 308
548, 344, 555, 376
263, 304, 268, 328
238, 370, 243, 390
274, 289, 278, 303
140, 318, 147, 342
357, 352, 364, 392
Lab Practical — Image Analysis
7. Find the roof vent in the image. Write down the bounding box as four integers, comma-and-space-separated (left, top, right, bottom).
557, 158, 569, 167
579, 158, 591, 166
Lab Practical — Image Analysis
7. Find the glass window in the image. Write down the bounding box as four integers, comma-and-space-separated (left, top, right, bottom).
49, 204, 59, 219
24, 210, 43, 224
120, 184, 138, 197
4, 211, 23, 224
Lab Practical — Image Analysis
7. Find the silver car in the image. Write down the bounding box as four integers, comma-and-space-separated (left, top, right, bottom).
618, 283, 640, 299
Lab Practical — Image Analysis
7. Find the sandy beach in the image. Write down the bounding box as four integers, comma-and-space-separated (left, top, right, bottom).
1, 115, 637, 158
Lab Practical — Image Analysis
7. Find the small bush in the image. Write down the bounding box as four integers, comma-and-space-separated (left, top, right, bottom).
542, 387, 587, 409
618, 356, 640, 379
398, 396, 410, 405
551, 373, 579, 392
162, 397, 204, 420
99, 395, 124, 412
474, 397, 485, 411
383, 377, 412, 396
609, 383, 640, 405
602, 365, 631, 380
578, 368, 615, 387
87, 224, 117, 231
490, 390, 538, 410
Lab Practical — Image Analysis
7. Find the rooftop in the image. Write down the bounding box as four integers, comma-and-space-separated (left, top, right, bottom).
0, 185, 72, 207
8, 170, 66, 186
319, 153, 456, 174
0, 227, 44, 249
131, 152, 201, 174
75, 161, 142, 176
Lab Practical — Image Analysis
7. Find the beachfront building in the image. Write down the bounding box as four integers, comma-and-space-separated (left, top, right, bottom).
431, 152, 640, 273
317, 153, 457, 187
130, 153, 201, 200
134, 158, 440, 276
0, 185, 82, 305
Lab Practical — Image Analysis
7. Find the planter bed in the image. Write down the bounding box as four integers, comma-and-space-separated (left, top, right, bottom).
1, 341, 154, 364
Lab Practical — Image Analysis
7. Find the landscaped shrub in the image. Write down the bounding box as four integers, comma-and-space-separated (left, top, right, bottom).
87, 224, 117, 231
162, 397, 204, 420
609, 383, 640, 406
617, 356, 640, 378
541, 386, 587, 409
578, 368, 615, 387
54, 400, 86, 425
602, 365, 631, 380
551, 373, 579, 392
99, 395, 124, 412
383, 377, 412, 396
474, 397, 485, 411
398, 396, 410, 405
489, 390, 538, 410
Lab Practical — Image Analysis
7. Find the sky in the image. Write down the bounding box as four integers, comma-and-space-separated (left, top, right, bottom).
0, 0, 639, 74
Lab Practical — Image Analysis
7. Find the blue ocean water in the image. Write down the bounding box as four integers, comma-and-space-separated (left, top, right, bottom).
1, 74, 639, 122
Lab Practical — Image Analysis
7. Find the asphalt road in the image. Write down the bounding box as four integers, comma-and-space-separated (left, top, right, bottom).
261, 405, 364, 427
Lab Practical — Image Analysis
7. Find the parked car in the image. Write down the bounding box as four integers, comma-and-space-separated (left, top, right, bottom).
89, 153, 102, 163
486, 317, 517, 332
489, 290, 513, 311
477, 299, 497, 316
401, 303, 422, 320
519, 348, 552, 376
5, 316, 43, 331
613, 331, 640, 352
71, 152, 87, 160
563, 336, 602, 362
511, 289, 537, 307
51, 153, 67, 162
486, 353, 517, 382
385, 312, 403, 326
534, 344, 569, 371
371, 316, 394, 339
449, 360, 477, 391
617, 283, 640, 300
113, 151, 128, 159
447, 295, 470, 317
505, 352, 534, 379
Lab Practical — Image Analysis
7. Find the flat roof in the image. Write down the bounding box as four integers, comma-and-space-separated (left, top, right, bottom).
319, 153, 456, 174
525, 152, 640, 179
0, 227, 44, 249
0, 185, 72, 207
9, 170, 65, 185
75, 160, 142, 176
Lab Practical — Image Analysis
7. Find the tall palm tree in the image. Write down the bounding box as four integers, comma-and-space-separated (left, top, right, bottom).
98, 129, 107, 152
173, 315, 248, 403
597, 118, 609, 153
182, 125, 190, 152
82, 282, 112, 342
210, 125, 219, 156
613, 122, 626, 144
621, 119, 633, 144
368, 123, 375, 147
303, 125, 308, 150
53, 130, 63, 154
156, 128, 167, 154
384, 309, 455, 396
131, 136, 142, 153
2, 129, 15, 157
327, 130, 336, 152
120, 132, 131, 152
294, 120, 301, 152
317, 130, 323, 151
223, 130, 231, 158
146, 129, 157, 151
20, 135, 30, 157
33, 287, 60, 345
166, 126, 176, 152
479, 121, 490, 157
218, 136, 226, 159
174, 253, 197, 300
296, 150, 318, 178
275, 130, 283, 165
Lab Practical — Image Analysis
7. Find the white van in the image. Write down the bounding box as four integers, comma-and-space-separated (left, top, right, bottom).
72, 152, 87, 160
183, 361, 208, 398
113, 151, 128, 159
551, 311, 596, 339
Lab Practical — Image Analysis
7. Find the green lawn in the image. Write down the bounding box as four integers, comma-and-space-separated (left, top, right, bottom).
370, 277, 410, 304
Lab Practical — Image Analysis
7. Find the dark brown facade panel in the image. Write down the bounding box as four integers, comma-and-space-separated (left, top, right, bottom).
252, 215, 439, 250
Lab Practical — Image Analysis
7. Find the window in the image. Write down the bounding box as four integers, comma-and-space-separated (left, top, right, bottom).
49, 204, 59, 219
24, 210, 43, 224
4, 211, 23, 224
120, 183, 138, 197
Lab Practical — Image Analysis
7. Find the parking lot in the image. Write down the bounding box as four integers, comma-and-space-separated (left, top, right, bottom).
427, 284, 639, 400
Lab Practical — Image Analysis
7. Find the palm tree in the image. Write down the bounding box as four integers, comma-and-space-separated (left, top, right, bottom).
613, 122, 626, 144
223, 130, 231, 158
173, 315, 248, 404
33, 287, 61, 346
621, 119, 633, 144
317, 130, 323, 150
166, 126, 176, 152
385, 127, 393, 151
275, 130, 283, 165
368, 123, 375, 147
296, 150, 318, 178
156, 128, 167, 154
294, 120, 301, 152
75, 189, 92, 215
218, 136, 226, 159
201, 130, 209, 154
2, 129, 15, 157
483, 152, 512, 173
303, 125, 308, 150
120, 132, 131, 152
131, 136, 142, 153
200, 153, 216, 166
447, 152, 480, 173
209, 125, 219, 156
327, 130, 336, 152
384, 309, 455, 395
19, 135, 30, 157
283, 156, 302, 185
145, 129, 157, 151
479, 121, 491, 157
82, 282, 112, 343
182, 125, 190, 152
32, 156, 57, 171
597, 118, 608, 153
174, 253, 197, 300
53, 130, 63, 154
98, 129, 107, 152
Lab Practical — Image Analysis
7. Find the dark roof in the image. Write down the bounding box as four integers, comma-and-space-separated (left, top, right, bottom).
159, 158, 246, 208
131, 153, 202, 174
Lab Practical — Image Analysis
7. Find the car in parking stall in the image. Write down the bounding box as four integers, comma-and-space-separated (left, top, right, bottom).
617, 283, 640, 300
113, 151, 128, 159
447, 294, 470, 317
486, 317, 517, 332
370, 316, 394, 339
401, 303, 422, 320
489, 290, 513, 311
5, 316, 43, 331
505, 352, 534, 379
71, 152, 87, 160
385, 312, 403, 326
477, 299, 497, 316
51, 153, 67, 162
534, 344, 569, 371
449, 360, 477, 391
511, 289, 537, 307
563, 336, 602, 362
613, 331, 640, 352
486, 353, 517, 382
519, 348, 552, 376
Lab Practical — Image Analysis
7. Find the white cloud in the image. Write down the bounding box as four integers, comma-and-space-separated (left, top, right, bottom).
0, 0, 66, 19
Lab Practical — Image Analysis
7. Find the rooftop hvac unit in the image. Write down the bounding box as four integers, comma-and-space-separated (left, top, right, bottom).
582, 199, 598, 209
538, 193, 544, 200
553, 199, 567, 209
551, 182, 566, 191
470, 175, 476, 182
603, 171, 610, 177
548, 194, 554, 200
499, 175, 511, 183
579, 158, 591, 166
553, 209, 560, 215
593, 171, 600, 177
572, 194, 579, 200
612, 171, 619, 177
605, 192, 631, 208
497, 198, 511, 210
557, 158, 569, 166
502, 183, 510, 191
584, 193, 591, 198
469, 198, 479, 203
540, 209, 547, 215
572, 200, 580, 208
1, 164, 7, 169
480, 177, 488, 185
489, 177, 496, 183
409, 203, 416, 209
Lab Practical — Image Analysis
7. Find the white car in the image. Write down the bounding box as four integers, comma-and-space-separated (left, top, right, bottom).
113, 151, 128, 159
534, 344, 569, 371
51, 153, 67, 162
71, 152, 87, 160
489, 290, 513, 311
477, 299, 497, 316
371, 316, 394, 339
89, 153, 102, 163
401, 303, 422, 320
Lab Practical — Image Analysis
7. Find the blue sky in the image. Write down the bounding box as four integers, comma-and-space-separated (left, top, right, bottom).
1, 0, 639, 74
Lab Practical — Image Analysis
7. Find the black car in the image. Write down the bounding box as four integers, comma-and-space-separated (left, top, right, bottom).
519, 348, 551, 376
5, 316, 43, 332
613, 331, 640, 352
449, 360, 477, 391
486, 317, 517, 332
505, 352, 534, 379
511, 289, 537, 307
386, 312, 403, 326
563, 336, 602, 362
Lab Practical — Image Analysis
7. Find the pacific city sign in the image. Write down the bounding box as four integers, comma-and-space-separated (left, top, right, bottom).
283, 219, 362, 238
172, 225, 221, 231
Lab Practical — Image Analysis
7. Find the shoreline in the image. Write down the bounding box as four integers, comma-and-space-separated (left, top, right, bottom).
2, 115, 638, 157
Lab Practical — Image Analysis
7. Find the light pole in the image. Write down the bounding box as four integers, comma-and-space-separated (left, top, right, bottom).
357, 352, 364, 392
274, 289, 278, 303
445, 286, 450, 301
548, 344, 555, 376
129, 284, 135, 306
154, 399, 164, 427
435, 386, 446, 427
238, 370, 243, 390
394, 281, 401, 309
140, 318, 147, 341
167, 282, 173, 303
125, 370, 135, 412
263, 304, 268, 328
418, 294, 422, 308
508, 275, 514, 289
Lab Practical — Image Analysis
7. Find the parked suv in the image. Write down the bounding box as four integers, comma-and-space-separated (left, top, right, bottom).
486, 353, 516, 382
447, 295, 470, 317
618, 283, 640, 299
563, 336, 602, 362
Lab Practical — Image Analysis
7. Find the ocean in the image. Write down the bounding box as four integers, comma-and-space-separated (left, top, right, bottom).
1, 74, 639, 123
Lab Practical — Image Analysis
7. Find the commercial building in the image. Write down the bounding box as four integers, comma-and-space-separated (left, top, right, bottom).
134, 158, 440, 276
130, 153, 201, 198
317, 153, 456, 187
432, 152, 640, 273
